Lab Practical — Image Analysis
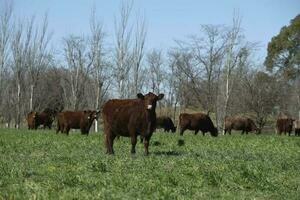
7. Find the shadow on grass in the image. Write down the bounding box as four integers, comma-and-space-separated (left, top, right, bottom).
153, 150, 184, 156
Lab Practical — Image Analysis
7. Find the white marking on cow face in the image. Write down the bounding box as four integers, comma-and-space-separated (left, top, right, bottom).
147, 105, 152, 110
88, 116, 91, 120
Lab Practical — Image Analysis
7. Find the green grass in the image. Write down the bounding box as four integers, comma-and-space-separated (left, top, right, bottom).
0, 128, 299, 199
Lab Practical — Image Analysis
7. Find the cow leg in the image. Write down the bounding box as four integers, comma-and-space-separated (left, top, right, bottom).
180, 127, 186, 136
140, 136, 144, 143
64, 127, 70, 135
194, 129, 199, 135
143, 136, 151, 156
131, 135, 137, 154
80, 128, 87, 135
56, 121, 60, 134
105, 132, 116, 154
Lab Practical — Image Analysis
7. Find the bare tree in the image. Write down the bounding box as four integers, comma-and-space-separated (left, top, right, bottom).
219, 14, 256, 132
188, 25, 226, 112
242, 70, 280, 131
113, 1, 133, 98
26, 15, 53, 111
11, 21, 30, 128
63, 35, 93, 110
89, 8, 109, 132
171, 25, 227, 123
131, 14, 146, 95
168, 50, 193, 112
0, 0, 13, 112
147, 49, 164, 94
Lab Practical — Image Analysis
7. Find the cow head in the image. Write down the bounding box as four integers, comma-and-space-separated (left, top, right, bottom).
84, 110, 101, 122
171, 126, 177, 133
28, 111, 37, 119
137, 92, 164, 111
210, 127, 218, 137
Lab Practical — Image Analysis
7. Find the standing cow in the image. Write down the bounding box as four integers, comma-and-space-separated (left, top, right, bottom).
56, 110, 99, 135
156, 116, 176, 133
179, 112, 218, 137
294, 120, 300, 136
276, 118, 294, 136
224, 116, 259, 135
26, 111, 37, 129
35, 108, 57, 129
102, 92, 164, 155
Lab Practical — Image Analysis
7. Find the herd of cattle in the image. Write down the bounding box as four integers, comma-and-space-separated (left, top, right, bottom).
26, 92, 300, 155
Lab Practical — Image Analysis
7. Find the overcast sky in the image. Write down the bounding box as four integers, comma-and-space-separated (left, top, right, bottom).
14, 0, 300, 62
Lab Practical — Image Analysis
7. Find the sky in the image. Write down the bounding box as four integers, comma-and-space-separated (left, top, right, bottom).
13, 0, 300, 62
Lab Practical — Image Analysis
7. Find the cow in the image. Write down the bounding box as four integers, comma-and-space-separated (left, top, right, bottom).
56, 110, 99, 135
35, 108, 57, 129
156, 116, 176, 133
224, 116, 259, 135
178, 112, 218, 137
294, 120, 300, 136
26, 111, 37, 129
102, 92, 164, 155
276, 118, 294, 136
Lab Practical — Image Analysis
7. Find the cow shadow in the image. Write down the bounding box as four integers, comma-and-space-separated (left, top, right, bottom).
152, 150, 184, 156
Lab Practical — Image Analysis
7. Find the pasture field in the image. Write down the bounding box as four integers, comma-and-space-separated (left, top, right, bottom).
0, 128, 299, 199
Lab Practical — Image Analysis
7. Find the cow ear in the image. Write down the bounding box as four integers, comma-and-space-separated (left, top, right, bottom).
157, 93, 164, 100
137, 93, 144, 99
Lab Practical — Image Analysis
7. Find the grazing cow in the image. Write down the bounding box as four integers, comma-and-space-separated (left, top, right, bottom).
276, 118, 294, 136
179, 112, 218, 137
26, 111, 37, 129
156, 116, 176, 133
35, 108, 57, 129
56, 110, 99, 135
294, 120, 300, 136
102, 92, 164, 155
224, 116, 259, 135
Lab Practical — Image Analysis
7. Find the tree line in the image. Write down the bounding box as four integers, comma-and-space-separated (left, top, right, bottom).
0, 1, 299, 131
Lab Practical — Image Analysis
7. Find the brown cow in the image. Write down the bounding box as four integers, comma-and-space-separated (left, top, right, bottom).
56, 110, 99, 135
179, 112, 218, 137
276, 118, 294, 136
26, 111, 37, 129
102, 92, 164, 155
35, 108, 57, 129
294, 120, 300, 136
156, 116, 176, 133
224, 116, 259, 135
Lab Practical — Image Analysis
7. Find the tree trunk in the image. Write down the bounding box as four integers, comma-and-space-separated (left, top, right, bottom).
94, 82, 100, 133
16, 83, 21, 129
30, 84, 34, 111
